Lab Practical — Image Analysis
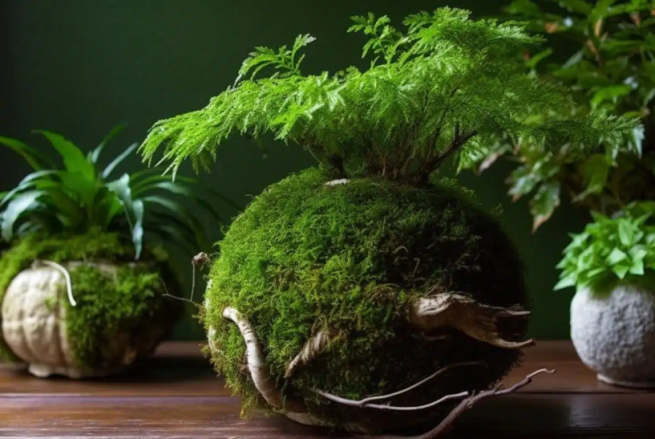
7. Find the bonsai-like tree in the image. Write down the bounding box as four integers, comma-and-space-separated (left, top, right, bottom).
141, 7, 634, 438
141, 8, 632, 184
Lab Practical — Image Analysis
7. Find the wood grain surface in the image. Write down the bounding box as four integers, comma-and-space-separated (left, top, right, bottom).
1, 341, 654, 438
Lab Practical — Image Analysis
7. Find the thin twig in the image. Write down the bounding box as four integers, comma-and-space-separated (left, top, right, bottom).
432, 129, 478, 167
190, 252, 211, 302
313, 361, 483, 409
378, 368, 555, 439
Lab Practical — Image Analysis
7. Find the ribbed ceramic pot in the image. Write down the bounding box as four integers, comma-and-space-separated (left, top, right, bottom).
1, 260, 176, 378
570, 284, 655, 388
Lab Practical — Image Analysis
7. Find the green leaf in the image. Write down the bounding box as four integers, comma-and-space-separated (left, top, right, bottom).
526, 48, 553, 69
0, 136, 54, 171
562, 50, 584, 69
103, 142, 138, 179
590, 211, 612, 224
617, 219, 634, 246
35, 131, 95, 180
591, 0, 618, 20
0, 170, 57, 208
530, 180, 560, 231
630, 258, 645, 275
574, 154, 611, 201
131, 199, 144, 259
1, 191, 43, 241
558, 0, 593, 14
89, 124, 125, 164
504, 0, 542, 16
142, 195, 209, 250
612, 263, 630, 279
508, 166, 540, 199
606, 247, 628, 265
591, 85, 632, 109
629, 246, 648, 261
554, 275, 576, 290
627, 125, 645, 156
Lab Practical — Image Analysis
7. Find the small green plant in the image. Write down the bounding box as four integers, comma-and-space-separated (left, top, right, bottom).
467, 0, 655, 230
140, 7, 635, 183
0, 126, 223, 258
555, 202, 655, 293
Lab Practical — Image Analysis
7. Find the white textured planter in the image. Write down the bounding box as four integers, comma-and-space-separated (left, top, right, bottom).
571, 285, 655, 388
1, 260, 170, 379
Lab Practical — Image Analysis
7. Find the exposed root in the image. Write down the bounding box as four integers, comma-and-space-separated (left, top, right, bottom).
38, 260, 76, 307
376, 368, 555, 439
325, 178, 349, 186
313, 361, 483, 410
285, 330, 330, 378
222, 307, 283, 409
409, 293, 533, 349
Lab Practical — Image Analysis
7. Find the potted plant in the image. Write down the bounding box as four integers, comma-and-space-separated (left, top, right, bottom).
141, 7, 632, 437
556, 202, 655, 388
462, 0, 655, 388
0, 127, 216, 378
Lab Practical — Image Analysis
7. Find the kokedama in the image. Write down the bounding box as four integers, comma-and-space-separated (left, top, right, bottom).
140, 7, 634, 437
0, 128, 217, 378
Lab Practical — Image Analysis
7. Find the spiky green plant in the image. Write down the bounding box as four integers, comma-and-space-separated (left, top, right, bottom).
141, 7, 635, 183
0, 126, 224, 258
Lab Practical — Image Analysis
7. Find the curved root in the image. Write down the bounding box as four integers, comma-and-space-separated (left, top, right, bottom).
38, 260, 76, 307
285, 330, 330, 378
222, 307, 283, 409
314, 361, 483, 410
409, 293, 533, 349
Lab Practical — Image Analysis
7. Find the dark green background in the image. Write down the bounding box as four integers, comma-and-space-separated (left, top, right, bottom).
0, 0, 587, 340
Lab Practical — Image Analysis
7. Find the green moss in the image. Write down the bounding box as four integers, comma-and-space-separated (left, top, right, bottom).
204, 167, 528, 430
0, 230, 181, 367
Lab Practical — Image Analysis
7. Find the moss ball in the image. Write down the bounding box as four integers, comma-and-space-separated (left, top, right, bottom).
205, 167, 528, 432
0, 230, 182, 368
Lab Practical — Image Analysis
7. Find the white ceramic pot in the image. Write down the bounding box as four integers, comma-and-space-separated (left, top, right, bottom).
1, 260, 172, 378
570, 284, 655, 388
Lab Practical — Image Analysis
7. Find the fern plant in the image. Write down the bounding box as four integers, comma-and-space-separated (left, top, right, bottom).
0, 127, 222, 259
140, 7, 636, 183
466, 0, 655, 230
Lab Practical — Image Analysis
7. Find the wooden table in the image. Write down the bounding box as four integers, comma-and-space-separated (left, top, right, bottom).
1, 341, 653, 438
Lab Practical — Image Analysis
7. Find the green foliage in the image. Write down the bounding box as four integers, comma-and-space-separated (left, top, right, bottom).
0, 230, 179, 365
469, 0, 655, 229
140, 7, 634, 184
555, 202, 655, 294
205, 167, 528, 430
0, 127, 220, 259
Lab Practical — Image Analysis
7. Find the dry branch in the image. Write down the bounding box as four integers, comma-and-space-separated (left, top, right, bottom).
376, 368, 556, 439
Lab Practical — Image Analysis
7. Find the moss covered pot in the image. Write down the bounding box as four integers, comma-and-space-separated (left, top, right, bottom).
0, 232, 181, 378
204, 168, 533, 434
